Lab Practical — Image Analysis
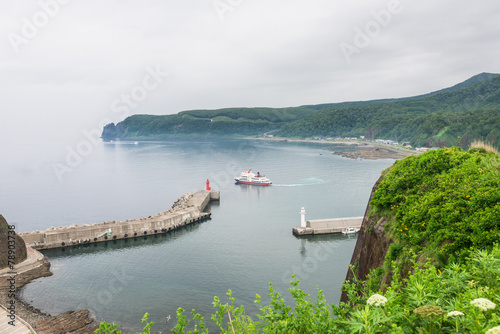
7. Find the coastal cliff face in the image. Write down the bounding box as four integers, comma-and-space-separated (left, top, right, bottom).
101, 122, 119, 140
340, 177, 393, 303
0, 214, 27, 269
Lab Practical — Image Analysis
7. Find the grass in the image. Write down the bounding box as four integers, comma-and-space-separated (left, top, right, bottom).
469, 140, 498, 154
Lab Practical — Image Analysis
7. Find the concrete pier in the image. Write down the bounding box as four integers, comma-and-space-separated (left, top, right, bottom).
21, 190, 220, 250
292, 216, 363, 236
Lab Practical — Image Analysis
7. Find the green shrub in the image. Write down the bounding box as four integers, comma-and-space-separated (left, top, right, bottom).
370, 147, 500, 267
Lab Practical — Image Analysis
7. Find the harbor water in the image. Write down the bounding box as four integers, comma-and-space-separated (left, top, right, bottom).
1, 139, 394, 332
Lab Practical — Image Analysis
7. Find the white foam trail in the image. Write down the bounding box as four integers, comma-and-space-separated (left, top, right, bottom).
274, 178, 328, 187
104, 141, 137, 145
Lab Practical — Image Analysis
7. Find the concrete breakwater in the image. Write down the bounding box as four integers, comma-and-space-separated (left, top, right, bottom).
293, 217, 363, 236
21, 190, 220, 250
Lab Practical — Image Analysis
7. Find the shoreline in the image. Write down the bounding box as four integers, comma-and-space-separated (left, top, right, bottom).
0, 250, 98, 333
109, 135, 417, 160
327, 142, 414, 160
243, 136, 416, 160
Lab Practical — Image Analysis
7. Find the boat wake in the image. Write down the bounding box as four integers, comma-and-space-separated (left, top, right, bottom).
274, 178, 328, 187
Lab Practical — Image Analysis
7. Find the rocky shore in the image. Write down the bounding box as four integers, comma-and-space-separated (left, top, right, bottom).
35, 310, 97, 334
250, 136, 415, 160
0, 259, 98, 333
327, 143, 414, 160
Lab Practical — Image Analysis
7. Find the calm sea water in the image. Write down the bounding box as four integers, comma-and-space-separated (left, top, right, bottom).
2, 139, 393, 332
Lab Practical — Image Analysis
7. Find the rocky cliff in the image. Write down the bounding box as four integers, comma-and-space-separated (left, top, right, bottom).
0, 214, 27, 269
340, 176, 393, 303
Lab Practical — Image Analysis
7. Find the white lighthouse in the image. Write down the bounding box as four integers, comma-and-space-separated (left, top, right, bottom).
300, 207, 306, 228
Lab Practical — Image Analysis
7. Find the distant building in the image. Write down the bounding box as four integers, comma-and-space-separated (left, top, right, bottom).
376, 139, 395, 145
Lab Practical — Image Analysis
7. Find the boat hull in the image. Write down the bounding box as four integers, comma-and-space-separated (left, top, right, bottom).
235, 179, 272, 186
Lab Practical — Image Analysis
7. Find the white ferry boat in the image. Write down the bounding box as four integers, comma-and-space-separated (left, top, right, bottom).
235, 169, 272, 186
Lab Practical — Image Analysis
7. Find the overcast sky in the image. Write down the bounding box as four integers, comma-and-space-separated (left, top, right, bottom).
1, 0, 499, 148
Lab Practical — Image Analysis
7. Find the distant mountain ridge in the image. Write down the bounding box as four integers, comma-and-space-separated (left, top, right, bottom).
102, 73, 500, 148
293, 72, 500, 110
278, 73, 500, 147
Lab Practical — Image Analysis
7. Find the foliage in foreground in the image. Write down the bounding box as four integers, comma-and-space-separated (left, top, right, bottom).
95, 245, 500, 334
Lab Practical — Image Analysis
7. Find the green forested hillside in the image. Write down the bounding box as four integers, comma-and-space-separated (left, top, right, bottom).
102, 107, 318, 139
102, 73, 500, 148
277, 74, 500, 148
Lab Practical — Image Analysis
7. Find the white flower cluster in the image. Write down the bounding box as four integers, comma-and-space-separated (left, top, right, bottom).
486, 326, 500, 334
470, 298, 496, 311
447, 311, 464, 317
367, 294, 388, 307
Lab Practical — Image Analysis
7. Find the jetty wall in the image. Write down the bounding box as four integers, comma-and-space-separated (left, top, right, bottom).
21, 190, 220, 250
292, 216, 363, 236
